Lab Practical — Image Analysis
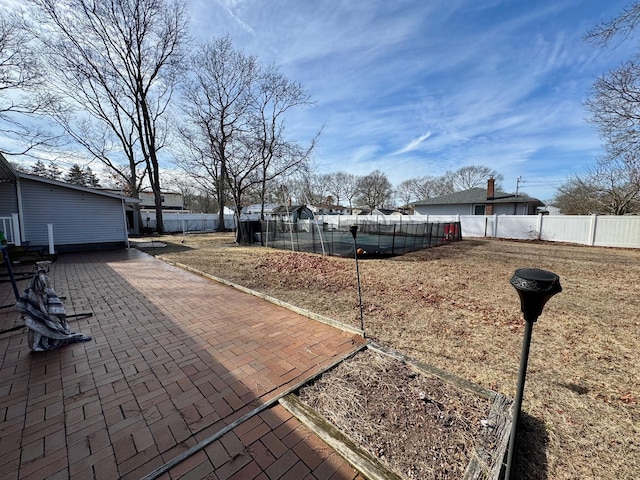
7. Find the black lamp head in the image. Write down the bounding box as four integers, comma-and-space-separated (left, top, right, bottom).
349, 224, 358, 239
510, 268, 562, 322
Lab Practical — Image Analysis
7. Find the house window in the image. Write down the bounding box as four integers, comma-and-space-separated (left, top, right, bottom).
474, 205, 486, 215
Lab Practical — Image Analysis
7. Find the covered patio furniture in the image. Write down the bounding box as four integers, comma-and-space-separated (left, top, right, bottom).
16, 264, 92, 352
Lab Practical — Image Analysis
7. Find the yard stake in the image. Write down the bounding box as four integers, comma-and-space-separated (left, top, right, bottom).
505, 268, 561, 480
350, 224, 365, 334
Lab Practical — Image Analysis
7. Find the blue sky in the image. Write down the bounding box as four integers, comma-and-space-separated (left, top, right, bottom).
188, 0, 633, 202
0, 0, 634, 203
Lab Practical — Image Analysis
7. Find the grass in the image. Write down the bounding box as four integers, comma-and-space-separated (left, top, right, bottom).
133, 232, 640, 480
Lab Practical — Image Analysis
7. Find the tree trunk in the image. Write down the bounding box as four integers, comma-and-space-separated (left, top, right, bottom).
217, 161, 227, 231
154, 189, 164, 234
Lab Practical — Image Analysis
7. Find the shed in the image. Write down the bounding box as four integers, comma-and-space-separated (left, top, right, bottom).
0, 154, 138, 253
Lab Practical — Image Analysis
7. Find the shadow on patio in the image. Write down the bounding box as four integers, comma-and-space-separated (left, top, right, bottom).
0, 248, 365, 480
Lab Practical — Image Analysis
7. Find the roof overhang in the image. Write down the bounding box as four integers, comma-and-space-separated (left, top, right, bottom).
17, 171, 140, 203
0, 152, 17, 183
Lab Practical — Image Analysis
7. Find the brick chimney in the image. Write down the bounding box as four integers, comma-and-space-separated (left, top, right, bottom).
487, 176, 495, 199
486, 176, 495, 215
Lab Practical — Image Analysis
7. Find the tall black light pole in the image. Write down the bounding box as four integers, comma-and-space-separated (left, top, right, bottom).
349, 224, 364, 333
505, 268, 562, 480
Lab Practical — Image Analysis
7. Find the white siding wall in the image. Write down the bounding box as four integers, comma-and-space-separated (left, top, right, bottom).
21, 179, 126, 247
415, 202, 535, 216
413, 204, 473, 215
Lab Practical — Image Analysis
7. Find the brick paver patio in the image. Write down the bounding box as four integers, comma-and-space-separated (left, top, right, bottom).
0, 248, 366, 480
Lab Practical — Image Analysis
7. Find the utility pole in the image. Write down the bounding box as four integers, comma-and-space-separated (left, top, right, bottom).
515, 176, 523, 197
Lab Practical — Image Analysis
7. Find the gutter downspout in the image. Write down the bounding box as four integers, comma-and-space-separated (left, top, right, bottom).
15, 177, 26, 244
121, 190, 130, 249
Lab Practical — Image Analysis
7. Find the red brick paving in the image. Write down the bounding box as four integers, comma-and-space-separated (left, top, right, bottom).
0, 249, 365, 479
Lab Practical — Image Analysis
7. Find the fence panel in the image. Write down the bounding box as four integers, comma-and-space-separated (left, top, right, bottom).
460, 216, 492, 238
140, 212, 236, 233
495, 216, 539, 240
456, 214, 640, 248
593, 215, 640, 248
538, 216, 592, 244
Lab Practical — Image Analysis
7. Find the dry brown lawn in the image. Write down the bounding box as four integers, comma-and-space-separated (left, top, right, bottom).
135, 233, 640, 480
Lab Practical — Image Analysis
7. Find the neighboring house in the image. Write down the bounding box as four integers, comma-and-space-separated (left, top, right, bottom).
0, 153, 139, 252
372, 208, 404, 216
351, 207, 404, 215
309, 204, 352, 215
241, 204, 314, 222
352, 208, 370, 215
537, 205, 562, 215
138, 190, 184, 210
411, 178, 544, 216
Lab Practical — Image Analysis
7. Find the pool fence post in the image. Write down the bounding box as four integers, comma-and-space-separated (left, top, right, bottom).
349, 224, 364, 334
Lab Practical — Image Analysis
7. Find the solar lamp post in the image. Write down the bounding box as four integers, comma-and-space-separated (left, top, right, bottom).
505, 268, 562, 480
350, 224, 364, 334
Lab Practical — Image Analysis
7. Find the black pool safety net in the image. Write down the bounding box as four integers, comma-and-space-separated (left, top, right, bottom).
237, 219, 462, 257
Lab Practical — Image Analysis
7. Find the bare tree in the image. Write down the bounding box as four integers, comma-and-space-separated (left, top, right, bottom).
326, 171, 358, 208
0, 11, 56, 155
553, 176, 600, 214
580, 2, 640, 213
555, 159, 640, 215
586, 62, 640, 161
585, 3, 640, 46
179, 37, 318, 226
286, 171, 330, 205
445, 165, 503, 191
398, 175, 453, 203
395, 178, 416, 207
356, 170, 393, 210
251, 64, 317, 219
178, 37, 258, 229
28, 0, 188, 233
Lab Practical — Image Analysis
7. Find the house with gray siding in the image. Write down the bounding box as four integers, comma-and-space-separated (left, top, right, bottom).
1, 153, 138, 252
411, 178, 544, 216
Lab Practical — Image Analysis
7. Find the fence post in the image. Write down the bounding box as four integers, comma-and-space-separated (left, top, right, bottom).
493, 214, 498, 238
589, 214, 598, 246
536, 213, 543, 240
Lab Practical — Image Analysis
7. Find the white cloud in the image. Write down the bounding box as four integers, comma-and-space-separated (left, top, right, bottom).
394, 132, 432, 154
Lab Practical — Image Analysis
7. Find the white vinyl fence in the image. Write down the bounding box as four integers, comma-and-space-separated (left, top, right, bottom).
138, 211, 640, 249
140, 212, 237, 233
317, 214, 640, 249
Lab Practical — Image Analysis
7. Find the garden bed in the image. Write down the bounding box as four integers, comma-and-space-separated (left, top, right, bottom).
289, 346, 511, 479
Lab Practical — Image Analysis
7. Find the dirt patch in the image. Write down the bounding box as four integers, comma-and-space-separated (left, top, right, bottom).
137, 233, 640, 480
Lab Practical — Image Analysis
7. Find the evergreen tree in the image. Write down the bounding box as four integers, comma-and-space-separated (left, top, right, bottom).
64, 163, 85, 184
46, 161, 62, 180
83, 166, 100, 187
31, 160, 48, 177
